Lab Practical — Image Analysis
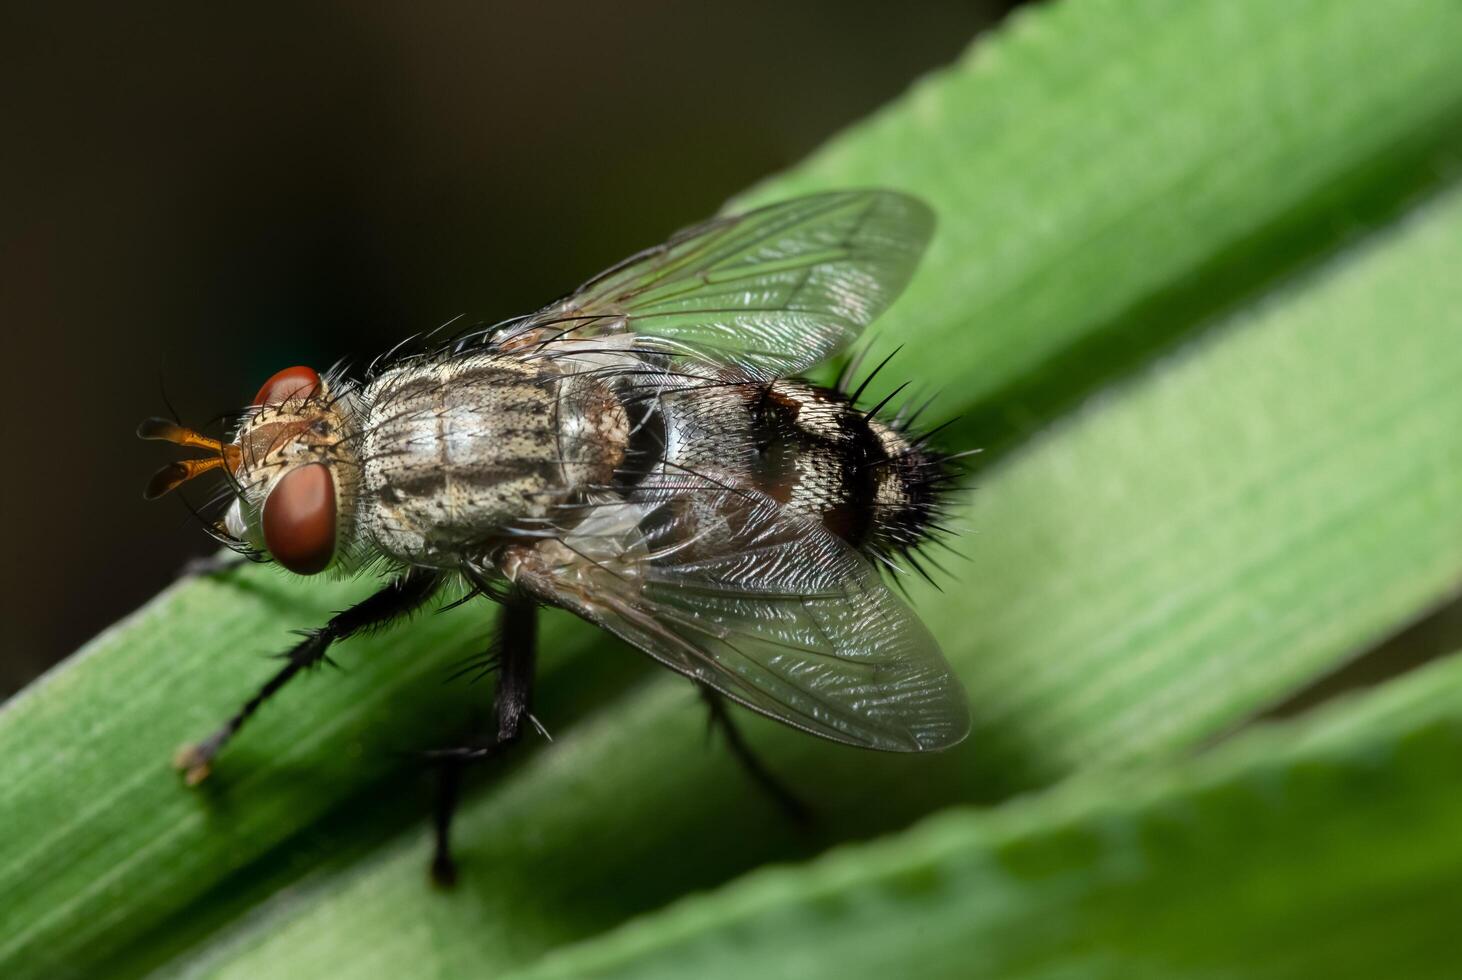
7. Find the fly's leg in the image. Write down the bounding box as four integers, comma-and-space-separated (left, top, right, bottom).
180, 552, 251, 578
428, 590, 538, 887
174, 569, 443, 784
700, 686, 811, 826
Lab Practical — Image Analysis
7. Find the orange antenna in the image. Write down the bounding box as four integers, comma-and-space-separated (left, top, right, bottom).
137, 418, 243, 500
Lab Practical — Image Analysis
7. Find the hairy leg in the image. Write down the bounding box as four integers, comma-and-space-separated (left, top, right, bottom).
700, 686, 811, 825
175, 569, 443, 784
429, 590, 538, 886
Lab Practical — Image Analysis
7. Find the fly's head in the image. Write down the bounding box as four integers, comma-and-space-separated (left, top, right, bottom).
139, 365, 367, 576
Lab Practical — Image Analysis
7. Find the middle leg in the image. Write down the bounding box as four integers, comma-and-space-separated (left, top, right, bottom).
429, 589, 538, 885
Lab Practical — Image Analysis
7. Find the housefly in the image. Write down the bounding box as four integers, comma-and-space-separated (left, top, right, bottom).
140, 190, 971, 883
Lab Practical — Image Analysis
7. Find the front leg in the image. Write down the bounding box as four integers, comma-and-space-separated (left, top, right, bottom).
179, 551, 251, 578
430, 589, 537, 886
175, 569, 443, 784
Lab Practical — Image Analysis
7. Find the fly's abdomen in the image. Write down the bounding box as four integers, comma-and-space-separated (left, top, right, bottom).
361, 356, 626, 563
661, 379, 953, 566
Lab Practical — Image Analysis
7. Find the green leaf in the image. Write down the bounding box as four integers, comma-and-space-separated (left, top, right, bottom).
502, 653, 1462, 980
3, 0, 1461, 976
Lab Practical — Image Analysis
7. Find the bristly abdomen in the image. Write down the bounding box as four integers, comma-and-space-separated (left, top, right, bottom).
647, 374, 961, 578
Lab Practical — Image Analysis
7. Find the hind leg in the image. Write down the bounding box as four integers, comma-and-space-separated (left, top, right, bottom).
700, 686, 810, 825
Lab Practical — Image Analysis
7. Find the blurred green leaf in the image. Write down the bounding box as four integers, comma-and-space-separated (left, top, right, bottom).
504, 653, 1462, 980
3, 0, 1461, 976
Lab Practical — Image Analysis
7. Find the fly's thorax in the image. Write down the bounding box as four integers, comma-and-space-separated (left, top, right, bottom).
357, 354, 629, 564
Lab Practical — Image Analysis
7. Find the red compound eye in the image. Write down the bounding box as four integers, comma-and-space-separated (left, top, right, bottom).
262, 463, 337, 575
253, 365, 321, 406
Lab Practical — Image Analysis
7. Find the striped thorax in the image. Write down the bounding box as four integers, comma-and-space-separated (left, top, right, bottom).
360, 355, 628, 565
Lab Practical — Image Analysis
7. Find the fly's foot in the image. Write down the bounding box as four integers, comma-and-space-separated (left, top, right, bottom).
430, 848, 458, 889
173, 732, 226, 785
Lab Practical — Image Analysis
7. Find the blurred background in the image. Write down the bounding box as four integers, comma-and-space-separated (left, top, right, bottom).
0, 2, 1021, 696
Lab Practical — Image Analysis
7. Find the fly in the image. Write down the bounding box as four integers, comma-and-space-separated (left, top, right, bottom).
140, 190, 971, 884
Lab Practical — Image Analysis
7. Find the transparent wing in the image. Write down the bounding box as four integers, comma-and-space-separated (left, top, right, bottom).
506, 190, 934, 379
509, 488, 970, 751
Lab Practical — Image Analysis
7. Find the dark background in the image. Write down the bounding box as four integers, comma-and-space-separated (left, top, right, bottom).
0, 3, 1019, 696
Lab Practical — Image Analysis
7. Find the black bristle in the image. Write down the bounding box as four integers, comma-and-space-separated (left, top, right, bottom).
862, 381, 911, 423
847, 345, 903, 405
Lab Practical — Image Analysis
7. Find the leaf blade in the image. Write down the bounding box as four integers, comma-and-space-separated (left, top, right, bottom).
504, 654, 1462, 980
3, 0, 1462, 975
